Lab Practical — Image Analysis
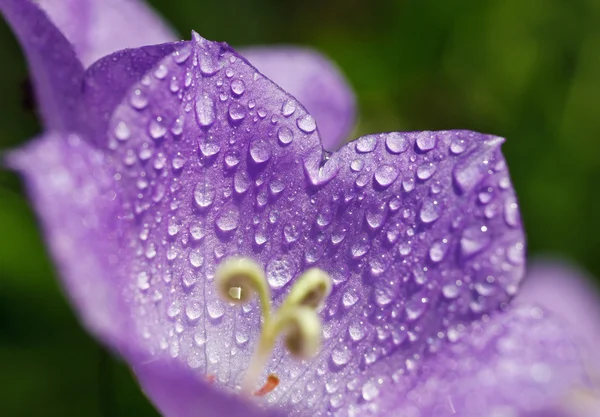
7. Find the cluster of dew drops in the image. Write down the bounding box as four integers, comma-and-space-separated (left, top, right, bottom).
104, 41, 524, 414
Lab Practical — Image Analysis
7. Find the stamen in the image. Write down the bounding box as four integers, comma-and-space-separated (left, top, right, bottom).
253, 374, 280, 397
215, 257, 332, 397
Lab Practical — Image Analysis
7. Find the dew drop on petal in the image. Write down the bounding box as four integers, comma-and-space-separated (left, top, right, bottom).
195, 93, 216, 128
419, 198, 442, 223
281, 100, 296, 117
230, 79, 245, 96
355, 136, 377, 153
386, 133, 409, 154
415, 132, 437, 152
194, 180, 215, 208
374, 164, 399, 187
277, 127, 294, 145
297, 114, 316, 133
266, 258, 295, 289
249, 140, 272, 164
215, 206, 240, 233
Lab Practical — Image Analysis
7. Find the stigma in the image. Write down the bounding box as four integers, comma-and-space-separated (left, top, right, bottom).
215, 257, 332, 396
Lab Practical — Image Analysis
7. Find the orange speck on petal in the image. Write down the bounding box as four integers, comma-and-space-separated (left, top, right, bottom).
253, 374, 279, 397
206, 374, 216, 385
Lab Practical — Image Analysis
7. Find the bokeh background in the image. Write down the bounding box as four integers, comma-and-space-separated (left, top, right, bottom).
0, 0, 599, 415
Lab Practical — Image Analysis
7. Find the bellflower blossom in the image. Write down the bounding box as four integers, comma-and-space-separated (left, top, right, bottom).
1, 0, 597, 416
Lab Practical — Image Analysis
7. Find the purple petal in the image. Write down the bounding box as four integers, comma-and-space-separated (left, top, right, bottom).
240, 47, 356, 151
10, 26, 525, 415
36, 0, 177, 67
365, 306, 592, 417
99, 30, 524, 412
133, 359, 283, 417
0, 0, 84, 130
6, 133, 127, 350
518, 258, 600, 351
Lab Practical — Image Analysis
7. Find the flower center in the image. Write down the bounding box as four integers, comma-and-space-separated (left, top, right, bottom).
215, 257, 332, 396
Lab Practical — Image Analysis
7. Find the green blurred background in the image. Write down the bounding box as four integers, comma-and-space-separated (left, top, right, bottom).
1, 0, 599, 415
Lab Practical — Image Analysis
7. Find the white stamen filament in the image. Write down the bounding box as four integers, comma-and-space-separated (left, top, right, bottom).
215, 257, 332, 396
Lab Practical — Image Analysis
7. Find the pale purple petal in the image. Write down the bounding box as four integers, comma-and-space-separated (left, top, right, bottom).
36, 0, 177, 67
134, 359, 283, 417
518, 258, 600, 359
7, 133, 127, 349
0, 0, 84, 130
365, 306, 592, 417
240, 47, 356, 151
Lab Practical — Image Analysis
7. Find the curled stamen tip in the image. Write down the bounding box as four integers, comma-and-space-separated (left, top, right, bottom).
215, 257, 270, 304
253, 374, 280, 397
282, 268, 332, 311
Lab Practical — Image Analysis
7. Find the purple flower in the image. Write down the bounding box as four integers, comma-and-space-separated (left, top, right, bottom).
1, 0, 596, 416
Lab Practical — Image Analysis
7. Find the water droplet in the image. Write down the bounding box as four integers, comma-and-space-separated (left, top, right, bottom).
405, 294, 429, 320
419, 198, 442, 223
281, 100, 296, 117
349, 321, 365, 341
283, 222, 300, 244
230, 79, 245, 96
365, 205, 387, 229
149, 118, 167, 139
216, 206, 239, 232
137, 272, 150, 291
207, 300, 225, 319
249, 139, 272, 164
130, 88, 148, 109
429, 239, 447, 262
350, 159, 364, 172
172, 154, 186, 170
450, 138, 467, 154
266, 258, 295, 289
154, 64, 169, 79
234, 171, 251, 194
504, 196, 520, 227
416, 163, 437, 180
297, 114, 316, 133
199, 142, 221, 157
194, 180, 215, 208
114, 121, 130, 141
331, 347, 351, 366
342, 289, 358, 308
402, 178, 415, 192
361, 381, 380, 401
189, 249, 204, 268
351, 239, 370, 259
195, 93, 215, 128
386, 133, 409, 154
442, 283, 459, 298
185, 302, 202, 322
374, 164, 398, 187
277, 127, 294, 145
415, 132, 436, 152
355, 136, 377, 153
224, 150, 241, 168
228, 102, 246, 123
460, 225, 491, 258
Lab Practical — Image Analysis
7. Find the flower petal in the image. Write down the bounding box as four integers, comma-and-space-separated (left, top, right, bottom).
8, 23, 525, 415
0, 0, 84, 130
363, 306, 592, 417
240, 47, 356, 151
7, 132, 127, 349
518, 258, 600, 352
36, 0, 177, 67
100, 31, 524, 412
133, 359, 283, 417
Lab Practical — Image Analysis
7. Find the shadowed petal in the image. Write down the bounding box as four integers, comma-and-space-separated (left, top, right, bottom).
240, 47, 356, 151
364, 306, 593, 417
36, 0, 177, 67
0, 0, 84, 130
